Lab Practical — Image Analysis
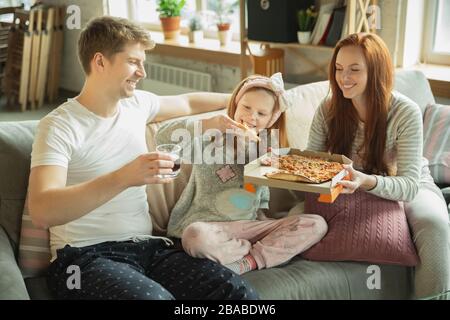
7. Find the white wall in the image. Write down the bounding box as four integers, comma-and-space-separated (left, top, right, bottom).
400, 0, 425, 67
378, 0, 427, 68
377, 0, 402, 66
42, 0, 105, 92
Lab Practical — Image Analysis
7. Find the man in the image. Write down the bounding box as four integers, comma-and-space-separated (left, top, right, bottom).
28, 16, 258, 300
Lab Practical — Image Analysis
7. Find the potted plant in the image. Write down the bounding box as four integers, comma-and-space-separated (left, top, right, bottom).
297, 5, 317, 44
157, 0, 186, 40
208, 0, 238, 46
188, 15, 204, 44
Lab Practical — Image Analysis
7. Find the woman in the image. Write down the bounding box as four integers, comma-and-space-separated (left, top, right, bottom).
307, 33, 449, 299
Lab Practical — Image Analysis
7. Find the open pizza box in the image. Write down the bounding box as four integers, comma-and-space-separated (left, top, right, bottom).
243, 148, 352, 203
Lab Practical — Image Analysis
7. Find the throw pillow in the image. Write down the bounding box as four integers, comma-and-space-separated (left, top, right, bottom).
18, 195, 51, 278
423, 103, 450, 184
301, 190, 419, 266
284, 81, 329, 150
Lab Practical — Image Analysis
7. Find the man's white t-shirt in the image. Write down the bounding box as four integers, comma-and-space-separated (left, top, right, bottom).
31, 90, 160, 260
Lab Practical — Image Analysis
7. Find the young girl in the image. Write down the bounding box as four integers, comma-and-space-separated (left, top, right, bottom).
156, 73, 327, 274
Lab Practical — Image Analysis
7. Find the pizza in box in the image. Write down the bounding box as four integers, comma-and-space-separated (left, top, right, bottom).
264, 154, 345, 184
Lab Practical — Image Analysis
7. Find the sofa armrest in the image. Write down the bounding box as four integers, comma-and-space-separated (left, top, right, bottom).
0, 225, 29, 300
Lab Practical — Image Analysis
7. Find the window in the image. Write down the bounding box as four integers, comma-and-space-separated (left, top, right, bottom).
205, 0, 240, 38
106, 0, 241, 40
0, 0, 25, 7
423, 0, 450, 65
107, 0, 130, 19
134, 0, 159, 24
107, 0, 198, 29
0, 0, 33, 23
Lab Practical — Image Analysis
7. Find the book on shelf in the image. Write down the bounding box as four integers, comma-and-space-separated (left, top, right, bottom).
310, 2, 336, 45
325, 6, 347, 47
317, 14, 333, 45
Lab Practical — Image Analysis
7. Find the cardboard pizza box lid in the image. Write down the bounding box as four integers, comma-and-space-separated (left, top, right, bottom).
244, 148, 353, 195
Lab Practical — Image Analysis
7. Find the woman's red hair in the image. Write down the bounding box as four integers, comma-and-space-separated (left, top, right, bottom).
327, 33, 393, 175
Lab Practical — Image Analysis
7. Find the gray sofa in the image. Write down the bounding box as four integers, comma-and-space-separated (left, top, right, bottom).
1, 70, 448, 300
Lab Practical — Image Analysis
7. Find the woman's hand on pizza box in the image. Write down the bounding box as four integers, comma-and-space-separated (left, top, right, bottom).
338, 164, 378, 193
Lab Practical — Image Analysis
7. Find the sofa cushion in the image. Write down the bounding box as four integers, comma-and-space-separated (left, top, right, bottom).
284, 81, 329, 150
423, 104, 450, 184
18, 195, 51, 278
0, 121, 38, 252
302, 191, 419, 266
0, 226, 29, 299
242, 256, 412, 299
394, 70, 435, 115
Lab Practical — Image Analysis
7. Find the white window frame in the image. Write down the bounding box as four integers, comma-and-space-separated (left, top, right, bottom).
105, 0, 240, 41
105, 0, 160, 29
0, 0, 24, 7
422, 0, 450, 65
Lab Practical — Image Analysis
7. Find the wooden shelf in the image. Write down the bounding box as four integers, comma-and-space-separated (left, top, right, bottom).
247, 39, 335, 52
149, 31, 241, 54
148, 31, 252, 67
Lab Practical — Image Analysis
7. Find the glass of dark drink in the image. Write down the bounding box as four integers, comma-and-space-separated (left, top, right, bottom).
156, 144, 182, 179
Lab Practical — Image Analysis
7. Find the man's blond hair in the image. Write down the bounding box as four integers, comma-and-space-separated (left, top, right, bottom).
78, 16, 155, 74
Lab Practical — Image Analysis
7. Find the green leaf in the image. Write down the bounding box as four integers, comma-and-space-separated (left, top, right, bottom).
297, 6, 317, 31
157, 0, 186, 17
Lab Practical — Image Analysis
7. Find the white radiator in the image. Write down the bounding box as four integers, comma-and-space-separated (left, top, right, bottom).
140, 62, 212, 95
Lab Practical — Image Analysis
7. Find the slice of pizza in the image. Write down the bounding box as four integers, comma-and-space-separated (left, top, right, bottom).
266, 170, 321, 183
265, 154, 344, 184
241, 122, 261, 142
